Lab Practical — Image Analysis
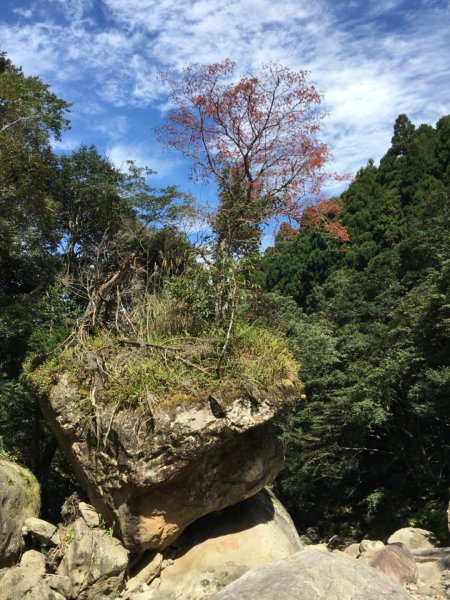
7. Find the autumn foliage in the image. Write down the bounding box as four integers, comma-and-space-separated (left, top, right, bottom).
157, 60, 343, 253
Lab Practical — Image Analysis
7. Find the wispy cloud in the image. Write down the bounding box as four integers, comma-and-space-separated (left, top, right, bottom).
1, 0, 449, 181
106, 142, 180, 179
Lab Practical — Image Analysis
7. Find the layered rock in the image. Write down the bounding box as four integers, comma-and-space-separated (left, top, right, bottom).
0, 459, 40, 568
38, 373, 291, 553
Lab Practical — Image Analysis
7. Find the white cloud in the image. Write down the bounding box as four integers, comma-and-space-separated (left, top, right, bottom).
106, 142, 179, 179
1, 0, 449, 183
48, 0, 94, 22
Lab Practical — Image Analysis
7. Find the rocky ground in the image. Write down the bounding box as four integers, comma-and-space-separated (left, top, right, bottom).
406, 570, 450, 600
2, 423, 450, 600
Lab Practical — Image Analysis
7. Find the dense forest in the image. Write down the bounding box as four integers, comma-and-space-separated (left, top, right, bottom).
261, 114, 450, 539
1, 50, 449, 541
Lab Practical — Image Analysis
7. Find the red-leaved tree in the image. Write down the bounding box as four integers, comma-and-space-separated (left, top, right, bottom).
157, 60, 344, 254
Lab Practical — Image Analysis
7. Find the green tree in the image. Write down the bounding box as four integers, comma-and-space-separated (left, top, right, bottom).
0, 51, 70, 376
263, 114, 450, 538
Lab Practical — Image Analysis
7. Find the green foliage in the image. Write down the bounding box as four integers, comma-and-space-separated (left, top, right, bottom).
263, 113, 450, 536
0, 52, 70, 377
27, 265, 300, 409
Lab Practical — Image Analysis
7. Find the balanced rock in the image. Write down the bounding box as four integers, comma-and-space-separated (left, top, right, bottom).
210, 550, 413, 600
0, 459, 40, 567
57, 517, 128, 599
38, 373, 290, 553
145, 489, 301, 600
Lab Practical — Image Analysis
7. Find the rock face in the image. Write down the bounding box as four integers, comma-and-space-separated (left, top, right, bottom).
57, 517, 128, 599
0, 459, 40, 568
146, 489, 302, 600
210, 550, 413, 600
39, 373, 290, 553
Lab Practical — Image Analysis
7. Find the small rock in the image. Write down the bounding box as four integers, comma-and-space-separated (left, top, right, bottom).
78, 502, 100, 527
24, 517, 60, 546
418, 585, 434, 596
19, 549, 46, 573
344, 543, 360, 558
126, 553, 163, 593
327, 535, 346, 550
359, 539, 384, 554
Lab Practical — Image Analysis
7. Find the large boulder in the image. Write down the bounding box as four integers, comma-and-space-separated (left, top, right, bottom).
141, 489, 301, 599
387, 527, 437, 549
38, 373, 291, 553
0, 459, 40, 567
57, 517, 128, 599
361, 543, 418, 585
210, 550, 413, 600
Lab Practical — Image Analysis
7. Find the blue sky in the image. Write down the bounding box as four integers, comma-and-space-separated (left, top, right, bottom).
1, 0, 450, 240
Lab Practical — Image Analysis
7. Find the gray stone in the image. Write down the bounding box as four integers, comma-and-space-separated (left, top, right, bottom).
153, 489, 302, 600
38, 372, 295, 553
24, 516, 60, 546
0, 566, 62, 600
0, 459, 40, 567
210, 550, 413, 600
57, 517, 128, 599
388, 527, 437, 550
19, 549, 46, 573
